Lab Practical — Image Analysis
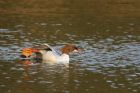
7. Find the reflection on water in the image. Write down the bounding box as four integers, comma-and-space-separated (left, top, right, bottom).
0, 0, 140, 93
0, 62, 69, 93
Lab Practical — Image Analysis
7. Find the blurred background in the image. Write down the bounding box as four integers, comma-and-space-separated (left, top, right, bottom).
0, 0, 140, 93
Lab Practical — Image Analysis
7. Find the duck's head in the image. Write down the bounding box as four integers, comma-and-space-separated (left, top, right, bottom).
61, 44, 83, 55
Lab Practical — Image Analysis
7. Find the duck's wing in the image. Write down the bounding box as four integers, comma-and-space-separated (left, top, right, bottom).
32, 44, 52, 51
43, 43, 61, 55
32, 43, 61, 55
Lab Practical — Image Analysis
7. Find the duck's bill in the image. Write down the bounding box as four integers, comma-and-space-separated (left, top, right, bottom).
74, 47, 84, 53
78, 47, 84, 52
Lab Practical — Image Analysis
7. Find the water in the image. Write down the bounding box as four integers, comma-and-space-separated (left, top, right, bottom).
0, 0, 140, 93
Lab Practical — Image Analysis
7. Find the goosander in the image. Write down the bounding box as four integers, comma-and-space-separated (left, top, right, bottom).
21, 43, 83, 64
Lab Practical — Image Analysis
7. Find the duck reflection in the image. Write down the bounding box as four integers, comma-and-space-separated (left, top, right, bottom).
14, 59, 70, 93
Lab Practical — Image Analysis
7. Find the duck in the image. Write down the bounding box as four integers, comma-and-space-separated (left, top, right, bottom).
21, 43, 83, 64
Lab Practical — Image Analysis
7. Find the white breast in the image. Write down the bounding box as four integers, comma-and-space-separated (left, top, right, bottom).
57, 54, 69, 63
